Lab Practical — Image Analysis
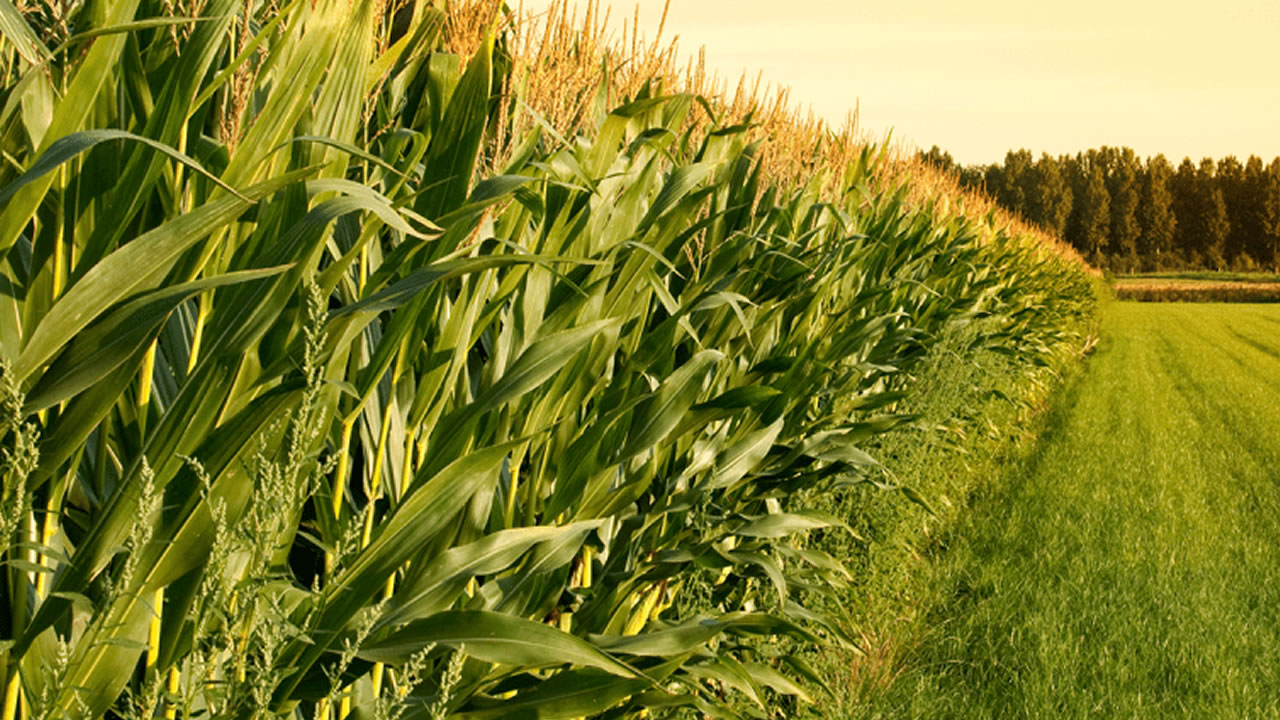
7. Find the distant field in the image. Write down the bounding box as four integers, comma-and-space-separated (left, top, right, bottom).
852, 303, 1280, 719
1113, 273, 1280, 302
1117, 271, 1280, 283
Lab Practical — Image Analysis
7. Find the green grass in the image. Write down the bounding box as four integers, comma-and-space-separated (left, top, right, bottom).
781, 320, 1077, 719
848, 302, 1280, 719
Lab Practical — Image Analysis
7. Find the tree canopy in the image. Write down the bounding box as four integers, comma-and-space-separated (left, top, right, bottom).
922, 145, 1280, 272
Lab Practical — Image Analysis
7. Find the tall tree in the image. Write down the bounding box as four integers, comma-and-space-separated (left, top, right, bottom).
1137, 155, 1177, 269
1065, 152, 1110, 261
1260, 158, 1280, 268
1202, 158, 1231, 269
1216, 155, 1249, 265
1171, 158, 1201, 265
917, 146, 985, 193
972, 146, 1280, 270
919, 145, 958, 175
1235, 156, 1273, 267
957, 164, 987, 191
1169, 158, 1232, 269
1103, 147, 1141, 270
988, 149, 1034, 219
1027, 153, 1072, 237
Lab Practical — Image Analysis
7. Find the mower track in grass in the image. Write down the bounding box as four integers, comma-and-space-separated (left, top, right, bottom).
859, 302, 1280, 719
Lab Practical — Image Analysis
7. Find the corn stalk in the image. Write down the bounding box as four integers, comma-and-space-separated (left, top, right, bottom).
0, 1, 1095, 718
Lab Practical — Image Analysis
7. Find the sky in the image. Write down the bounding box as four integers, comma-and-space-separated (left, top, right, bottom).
517, 0, 1280, 165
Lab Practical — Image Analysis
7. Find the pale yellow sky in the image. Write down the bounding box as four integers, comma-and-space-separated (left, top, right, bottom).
518, 0, 1280, 165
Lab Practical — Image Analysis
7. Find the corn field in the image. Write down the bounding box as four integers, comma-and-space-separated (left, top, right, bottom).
0, 1, 1094, 718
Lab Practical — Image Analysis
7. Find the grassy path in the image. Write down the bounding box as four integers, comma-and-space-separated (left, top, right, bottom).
861, 303, 1280, 719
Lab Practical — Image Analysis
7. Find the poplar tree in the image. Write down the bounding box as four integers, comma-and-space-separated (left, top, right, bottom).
1197, 158, 1231, 269
1137, 155, 1178, 268
1169, 158, 1232, 269
1171, 158, 1201, 265
1217, 156, 1249, 264
920, 145, 958, 175
1008, 149, 1036, 219
1065, 152, 1110, 262
963, 146, 1280, 271
987, 150, 1034, 219
1236, 156, 1272, 267
1028, 153, 1072, 237
1261, 158, 1280, 268
1103, 148, 1141, 270
957, 164, 987, 191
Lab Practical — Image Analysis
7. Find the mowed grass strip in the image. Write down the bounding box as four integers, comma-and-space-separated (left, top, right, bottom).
856, 303, 1280, 719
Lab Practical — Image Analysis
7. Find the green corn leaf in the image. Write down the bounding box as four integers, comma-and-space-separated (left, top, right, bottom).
637, 162, 716, 232
705, 418, 784, 491
418, 321, 620, 478
724, 549, 788, 606
449, 660, 684, 720
13, 169, 311, 382
361, 609, 642, 679
47, 602, 152, 718
415, 33, 491, 221
274, 441, 517, 701
24, 265, 291, 412
590, 618, 727, 657
695, 385, 782, 410
50, 17, 211, 54
735, 510, 847, 539
188, 0, 304, 113
381, 521, 602, 628
0, 0, 142, 256
21, 369, 293, 646
741, 661, 814, 703
335, 254, 570, 317
682, 656, 765, 709
620, 349, 723, 459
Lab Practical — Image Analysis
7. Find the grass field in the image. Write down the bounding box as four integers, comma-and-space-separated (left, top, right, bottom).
850, 302, 1280, 719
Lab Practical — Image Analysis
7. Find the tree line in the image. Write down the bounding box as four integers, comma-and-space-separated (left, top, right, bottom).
922, 146, 1280, 272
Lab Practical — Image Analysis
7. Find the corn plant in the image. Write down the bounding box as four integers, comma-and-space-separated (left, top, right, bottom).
0, 1, 1093, 718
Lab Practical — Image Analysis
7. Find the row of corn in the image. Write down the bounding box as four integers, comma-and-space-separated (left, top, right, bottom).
0, 1, 1094, 718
